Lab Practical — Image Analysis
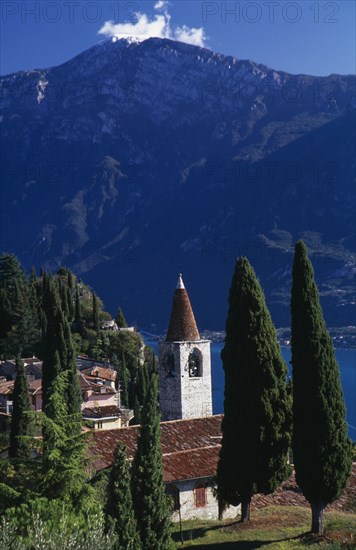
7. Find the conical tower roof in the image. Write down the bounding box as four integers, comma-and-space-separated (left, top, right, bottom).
165, 274, 200, 342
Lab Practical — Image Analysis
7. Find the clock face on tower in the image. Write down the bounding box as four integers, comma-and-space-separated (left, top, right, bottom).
162, 351, 176, 377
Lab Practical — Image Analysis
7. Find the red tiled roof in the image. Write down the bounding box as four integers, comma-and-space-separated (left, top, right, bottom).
0, 381, 14, 395
90, 415, 223, 481
0, 378, 42, 396
0, 379, 42, 396
166, 280, 200, 342
82, 367, 116, 382
163, 446, 219, 483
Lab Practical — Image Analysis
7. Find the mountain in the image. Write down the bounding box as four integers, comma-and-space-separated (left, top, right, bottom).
1, 38, 355, 331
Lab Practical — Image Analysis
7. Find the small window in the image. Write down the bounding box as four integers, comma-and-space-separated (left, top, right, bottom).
166, 485, 180, 511
194, 483, 207, 507
188, 350, 202, 377
167, 353, 175, 377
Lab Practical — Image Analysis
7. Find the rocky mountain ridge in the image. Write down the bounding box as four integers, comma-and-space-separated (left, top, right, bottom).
1, 38, 355, 330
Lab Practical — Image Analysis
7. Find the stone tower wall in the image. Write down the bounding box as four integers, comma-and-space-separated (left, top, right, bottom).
158, 340, 212, 421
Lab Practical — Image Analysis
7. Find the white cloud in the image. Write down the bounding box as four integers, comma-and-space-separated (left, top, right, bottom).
98, 3, 207, 48
174, 25, 206, 47
99, 13, 170, 42
154, 0, 169, 10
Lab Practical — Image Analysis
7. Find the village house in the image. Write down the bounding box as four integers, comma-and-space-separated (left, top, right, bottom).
0, 357, 42, 381
0, 378, 43, 416
0, 359, 133, 432
80, 366, 133, 429
91, 415, 238, 521
92, 274, 240, 521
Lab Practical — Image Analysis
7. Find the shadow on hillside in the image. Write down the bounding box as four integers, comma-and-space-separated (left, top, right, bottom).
178, 539, 310, 550
173, 527, 310, 549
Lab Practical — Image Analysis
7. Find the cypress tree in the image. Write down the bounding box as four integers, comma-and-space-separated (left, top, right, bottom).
105, 441, 141, 550
92, 292, 99, 332
40, 274, 83, 498
9, 357, 32, 461
41, 274, 64, 413
132, 373, 172, 549
133, 395, 141, 425
120, 355, 130, 408
63, 320, 82, 418
217, 257, 292, 521
115, 307, 127, 328
291, 241, 352, 534
30, 266, 37, 285
74, 285, 83, 332
41, 370, 85, 500
41, 273, 81, 419
58, 278, 69, 318
137, 364, 147, 406
0, 254, 37, 356
67, 271, 73, 290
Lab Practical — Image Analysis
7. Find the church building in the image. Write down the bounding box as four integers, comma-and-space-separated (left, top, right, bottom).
92, 275, 239, 521
158, 274, 213, 421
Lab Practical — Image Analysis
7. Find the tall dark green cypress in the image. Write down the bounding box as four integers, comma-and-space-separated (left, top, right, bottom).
41, 370, 85, 499
105, 442, 141, 550
58, 278, 69, 318
217, 257, 292, 521
115, 307, 127, 328
67, 271, 73, 290
74, 285, 83, 332
41, 274, 63, 413
0, 254, 37, 356
41, 273, 83, 498
41, 273, 81, 418
291, 241, 352, 534
92, 292, 99, 332
120, 354, 130, 408
132, 373, 172, 549
63, 320, 82, 417
9, 357, 32, 460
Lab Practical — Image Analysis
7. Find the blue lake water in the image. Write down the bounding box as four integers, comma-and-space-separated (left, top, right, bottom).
146, 339, 356, 441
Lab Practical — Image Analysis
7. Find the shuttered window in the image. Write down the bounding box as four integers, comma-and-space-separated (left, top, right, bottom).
194, 483, 207, 507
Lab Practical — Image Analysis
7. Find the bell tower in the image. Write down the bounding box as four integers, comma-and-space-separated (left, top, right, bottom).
158, 274, 213, 421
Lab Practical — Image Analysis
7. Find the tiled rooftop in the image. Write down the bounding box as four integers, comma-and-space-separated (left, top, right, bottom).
91, 415, 223, 481
81, 367, 116, 382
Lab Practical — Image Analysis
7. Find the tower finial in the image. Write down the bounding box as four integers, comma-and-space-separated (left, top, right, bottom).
176, 274, 185, 289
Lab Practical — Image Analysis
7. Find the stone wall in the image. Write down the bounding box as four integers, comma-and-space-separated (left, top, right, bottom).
158, 340, 213, 420
168, 478, 240, 521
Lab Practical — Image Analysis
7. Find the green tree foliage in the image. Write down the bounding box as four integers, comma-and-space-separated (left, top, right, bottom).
41, 272, 82, 499
2, 500, 114, 550
291, 241, 352, 534
0, 254, 40, 357
41, 273, 81, 416
9, 358, 32, 461
115, 307, 127, 328
217, 257, 292, 522
41, 371, 85, 500
132, 373, 173, 549
117, 354, 129, 408
92, 292, 100, 332
74, 286, 83, 333
104, 442, 141, 550
67, 271, 74, 290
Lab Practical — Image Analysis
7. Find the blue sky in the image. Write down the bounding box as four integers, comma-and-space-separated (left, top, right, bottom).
1, 1, 355, 76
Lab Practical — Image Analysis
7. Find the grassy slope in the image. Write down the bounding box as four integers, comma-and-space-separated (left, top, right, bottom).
172, 506, 356, 549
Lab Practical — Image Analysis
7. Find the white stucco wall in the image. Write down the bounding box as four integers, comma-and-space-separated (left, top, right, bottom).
158, 340, 213, 421
168, 478, 240, 521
